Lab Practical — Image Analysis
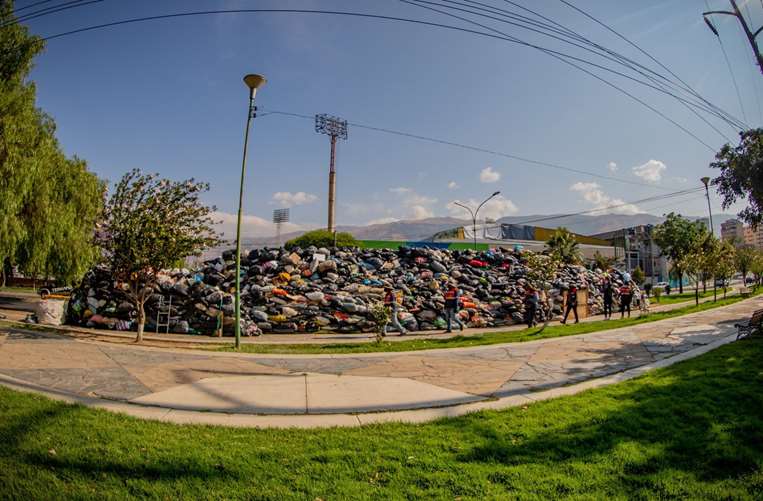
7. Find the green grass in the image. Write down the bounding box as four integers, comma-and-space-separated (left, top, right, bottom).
0, 285, 37, 294
2, 338, 762, 499
653, 288, 730, 305
216, 291, 761, 355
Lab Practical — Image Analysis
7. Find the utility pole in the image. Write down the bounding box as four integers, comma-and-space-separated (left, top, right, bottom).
315, 114, 348, 233
703, 0, 763, 76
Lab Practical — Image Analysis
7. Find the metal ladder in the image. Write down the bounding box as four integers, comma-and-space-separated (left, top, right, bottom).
155, 295, 172, 334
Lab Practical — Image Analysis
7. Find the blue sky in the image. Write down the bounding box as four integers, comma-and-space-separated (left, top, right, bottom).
22, 0, 763, 237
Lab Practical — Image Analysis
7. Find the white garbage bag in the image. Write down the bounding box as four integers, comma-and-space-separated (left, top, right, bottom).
36, 299, 66, 326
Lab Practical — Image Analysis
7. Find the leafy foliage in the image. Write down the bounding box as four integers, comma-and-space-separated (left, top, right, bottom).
523, 251, 560, 289
735, 244, 757, 283
653, 213, 707, 293
591, 251, 616, 271
285, 229, 358, 250
631, 267, 645, 285
711, 128, 763, 227
545, 227, 581, 265
98, 169, 220, 341
0, 1, 103, 284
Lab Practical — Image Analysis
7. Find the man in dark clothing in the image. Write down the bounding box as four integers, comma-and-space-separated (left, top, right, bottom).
524, 287, 539, 328
561, 286, 579, 324
619, 283, 633, 318
602, 279, 614, 320
664, 284, 671, 296
443, 283, 464, 333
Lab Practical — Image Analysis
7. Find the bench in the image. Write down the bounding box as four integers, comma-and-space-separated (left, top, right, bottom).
735, 308, 763, 340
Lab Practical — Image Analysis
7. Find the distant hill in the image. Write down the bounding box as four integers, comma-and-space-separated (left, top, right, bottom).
206, 212, 737, 256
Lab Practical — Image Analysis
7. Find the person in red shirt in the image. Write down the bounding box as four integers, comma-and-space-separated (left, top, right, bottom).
619, 283, 633, 318
443, 283, 464, 333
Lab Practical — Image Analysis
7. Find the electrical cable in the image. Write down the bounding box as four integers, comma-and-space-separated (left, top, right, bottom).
261, 108, 677, 192
13, 0, 60, 13
401, 0, 719, 150
405, 0, 740, 139
3, 0, 102, 27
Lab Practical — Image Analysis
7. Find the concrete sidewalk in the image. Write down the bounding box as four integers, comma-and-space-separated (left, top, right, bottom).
0, 294, 757, 428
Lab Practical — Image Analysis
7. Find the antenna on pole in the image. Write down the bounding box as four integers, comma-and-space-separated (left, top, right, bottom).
272, 208, 290, 248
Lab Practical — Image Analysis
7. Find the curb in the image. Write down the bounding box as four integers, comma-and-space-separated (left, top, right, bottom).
0, 333, 739, 429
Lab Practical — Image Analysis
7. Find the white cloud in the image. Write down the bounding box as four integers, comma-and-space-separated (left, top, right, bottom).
607, 161, 618, 172
367, 217, 399, 225
410, 205, 434, 220
447, 195, 519, 221
447, 181, 459, 190
271, 191, 318, 207
480, 166, 501, 183
569, 182, 641, 215
389, 187, 438, 220
212, 211, 304, 238
632, 159, 666, 183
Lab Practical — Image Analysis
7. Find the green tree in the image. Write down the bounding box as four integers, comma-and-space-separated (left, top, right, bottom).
0, 1, 103, 285
735, 244, 757, 285
631, 266, 645, 285
98, 170, 220, 342
714, 239, 736, 300
546, 227, 581, 265
591, 251, 615, 271
285, 229, 358, 250
652, 213, 707, 294
711, 128, 763, 227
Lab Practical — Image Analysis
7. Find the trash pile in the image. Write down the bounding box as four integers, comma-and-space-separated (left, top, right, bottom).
67, 246, 638, 335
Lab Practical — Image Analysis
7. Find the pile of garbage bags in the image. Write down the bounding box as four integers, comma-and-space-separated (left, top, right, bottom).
66, 246, 638, 335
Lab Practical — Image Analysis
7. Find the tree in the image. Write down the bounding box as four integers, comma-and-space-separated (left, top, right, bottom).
0, 1, 103, 285
735, 244, 757, 285
653, 213, 707, 293
546, 227, 581, 265
714, 239, 736, 300
712, 128, 763, 227
631, 266, 645, 286
751, 251, 763, 289
285, 229, 358, 250
98, 170, 220, 342
591, 251, 616, 271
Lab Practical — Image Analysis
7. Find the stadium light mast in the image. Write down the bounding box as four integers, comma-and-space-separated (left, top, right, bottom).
273, 208, 290, 248
315, 114, 348, 233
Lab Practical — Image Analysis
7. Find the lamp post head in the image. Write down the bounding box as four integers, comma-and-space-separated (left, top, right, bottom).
701, 176, 710, 188
243, 74, 266, 97
492, 191, 501, 197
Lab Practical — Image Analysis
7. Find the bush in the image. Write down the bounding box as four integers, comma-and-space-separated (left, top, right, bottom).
653, 287, 663, 303
285, 229, 359, 250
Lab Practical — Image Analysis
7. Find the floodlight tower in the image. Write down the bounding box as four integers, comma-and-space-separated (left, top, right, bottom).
315, 114, 348, 233
272, 208, 290, 248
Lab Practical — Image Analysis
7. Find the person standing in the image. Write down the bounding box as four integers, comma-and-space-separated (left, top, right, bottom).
524, 286, 539, 328
383, 286, 407, 336
619, 283, 633, 318
561, 286, 579, 324
664, 283, 671, 296
602, 278, 614, 320
443, 283, 464, 333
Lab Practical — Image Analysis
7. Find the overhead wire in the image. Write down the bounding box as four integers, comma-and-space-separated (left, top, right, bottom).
260, 108, 673, 191
3, 0, 103, 28
400, 0, 718, 150
557, 0, 748, 132
404, 0, 740, 140
741, 0, 763, 123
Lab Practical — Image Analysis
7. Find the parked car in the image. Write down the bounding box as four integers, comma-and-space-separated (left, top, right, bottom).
746, 277, 757, 284
714, 278, 729, 287
655, 282, 669, 289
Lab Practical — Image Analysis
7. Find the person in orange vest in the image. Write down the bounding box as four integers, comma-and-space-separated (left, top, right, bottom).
443, 282, 464, 333
383, 286, 407, 336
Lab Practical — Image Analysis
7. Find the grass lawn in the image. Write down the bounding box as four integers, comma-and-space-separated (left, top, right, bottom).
216, 291, 761, 355
2, 338, 762, 499
653, 287, 732, 305
0, 286, 37, 294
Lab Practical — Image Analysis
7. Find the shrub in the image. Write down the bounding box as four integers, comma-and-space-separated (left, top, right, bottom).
285, 230, 359, 250
653, 287, 663, 303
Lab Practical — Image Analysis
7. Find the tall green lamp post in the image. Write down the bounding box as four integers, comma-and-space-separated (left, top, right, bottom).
234, 74, 266, 349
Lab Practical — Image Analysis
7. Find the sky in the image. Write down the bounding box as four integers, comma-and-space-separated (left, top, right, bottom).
19, 0, 763, 238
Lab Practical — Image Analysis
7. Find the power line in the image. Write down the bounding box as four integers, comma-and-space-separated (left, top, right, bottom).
13, 0, 60, 13
558, 0, 748, 132
3, 0, 103, 27
401, 0, 719, 150
405, 0, 740, 139
261, 108, 675, 191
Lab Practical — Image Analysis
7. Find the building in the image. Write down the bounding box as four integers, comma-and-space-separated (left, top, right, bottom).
592, 225, 670, 283
721, 219, 745, 242
744, 225, 763, 250
431, 223, 621, 260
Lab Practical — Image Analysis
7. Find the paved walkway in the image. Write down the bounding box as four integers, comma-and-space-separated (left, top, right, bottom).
0, 294, 758, 428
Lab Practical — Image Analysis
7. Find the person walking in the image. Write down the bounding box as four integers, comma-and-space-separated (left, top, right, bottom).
602, 278, 614, 320
561, 285, 579, 324
639, 290, 650, 314
619, 283, 633, 318
664, 283, 671, 296
524, 286, 539, 328
383, 286, 407, 336
443, 282, 464, 333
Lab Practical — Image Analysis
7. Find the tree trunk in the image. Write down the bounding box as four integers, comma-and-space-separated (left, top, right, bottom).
678, 268, 683, 294
136, 302, 145, 343
695, 279, 699, 306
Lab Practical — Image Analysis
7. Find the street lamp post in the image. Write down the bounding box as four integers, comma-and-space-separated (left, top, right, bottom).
701, 177, 715, 237
234, 73, 266, 350
453, 191, 501, 250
